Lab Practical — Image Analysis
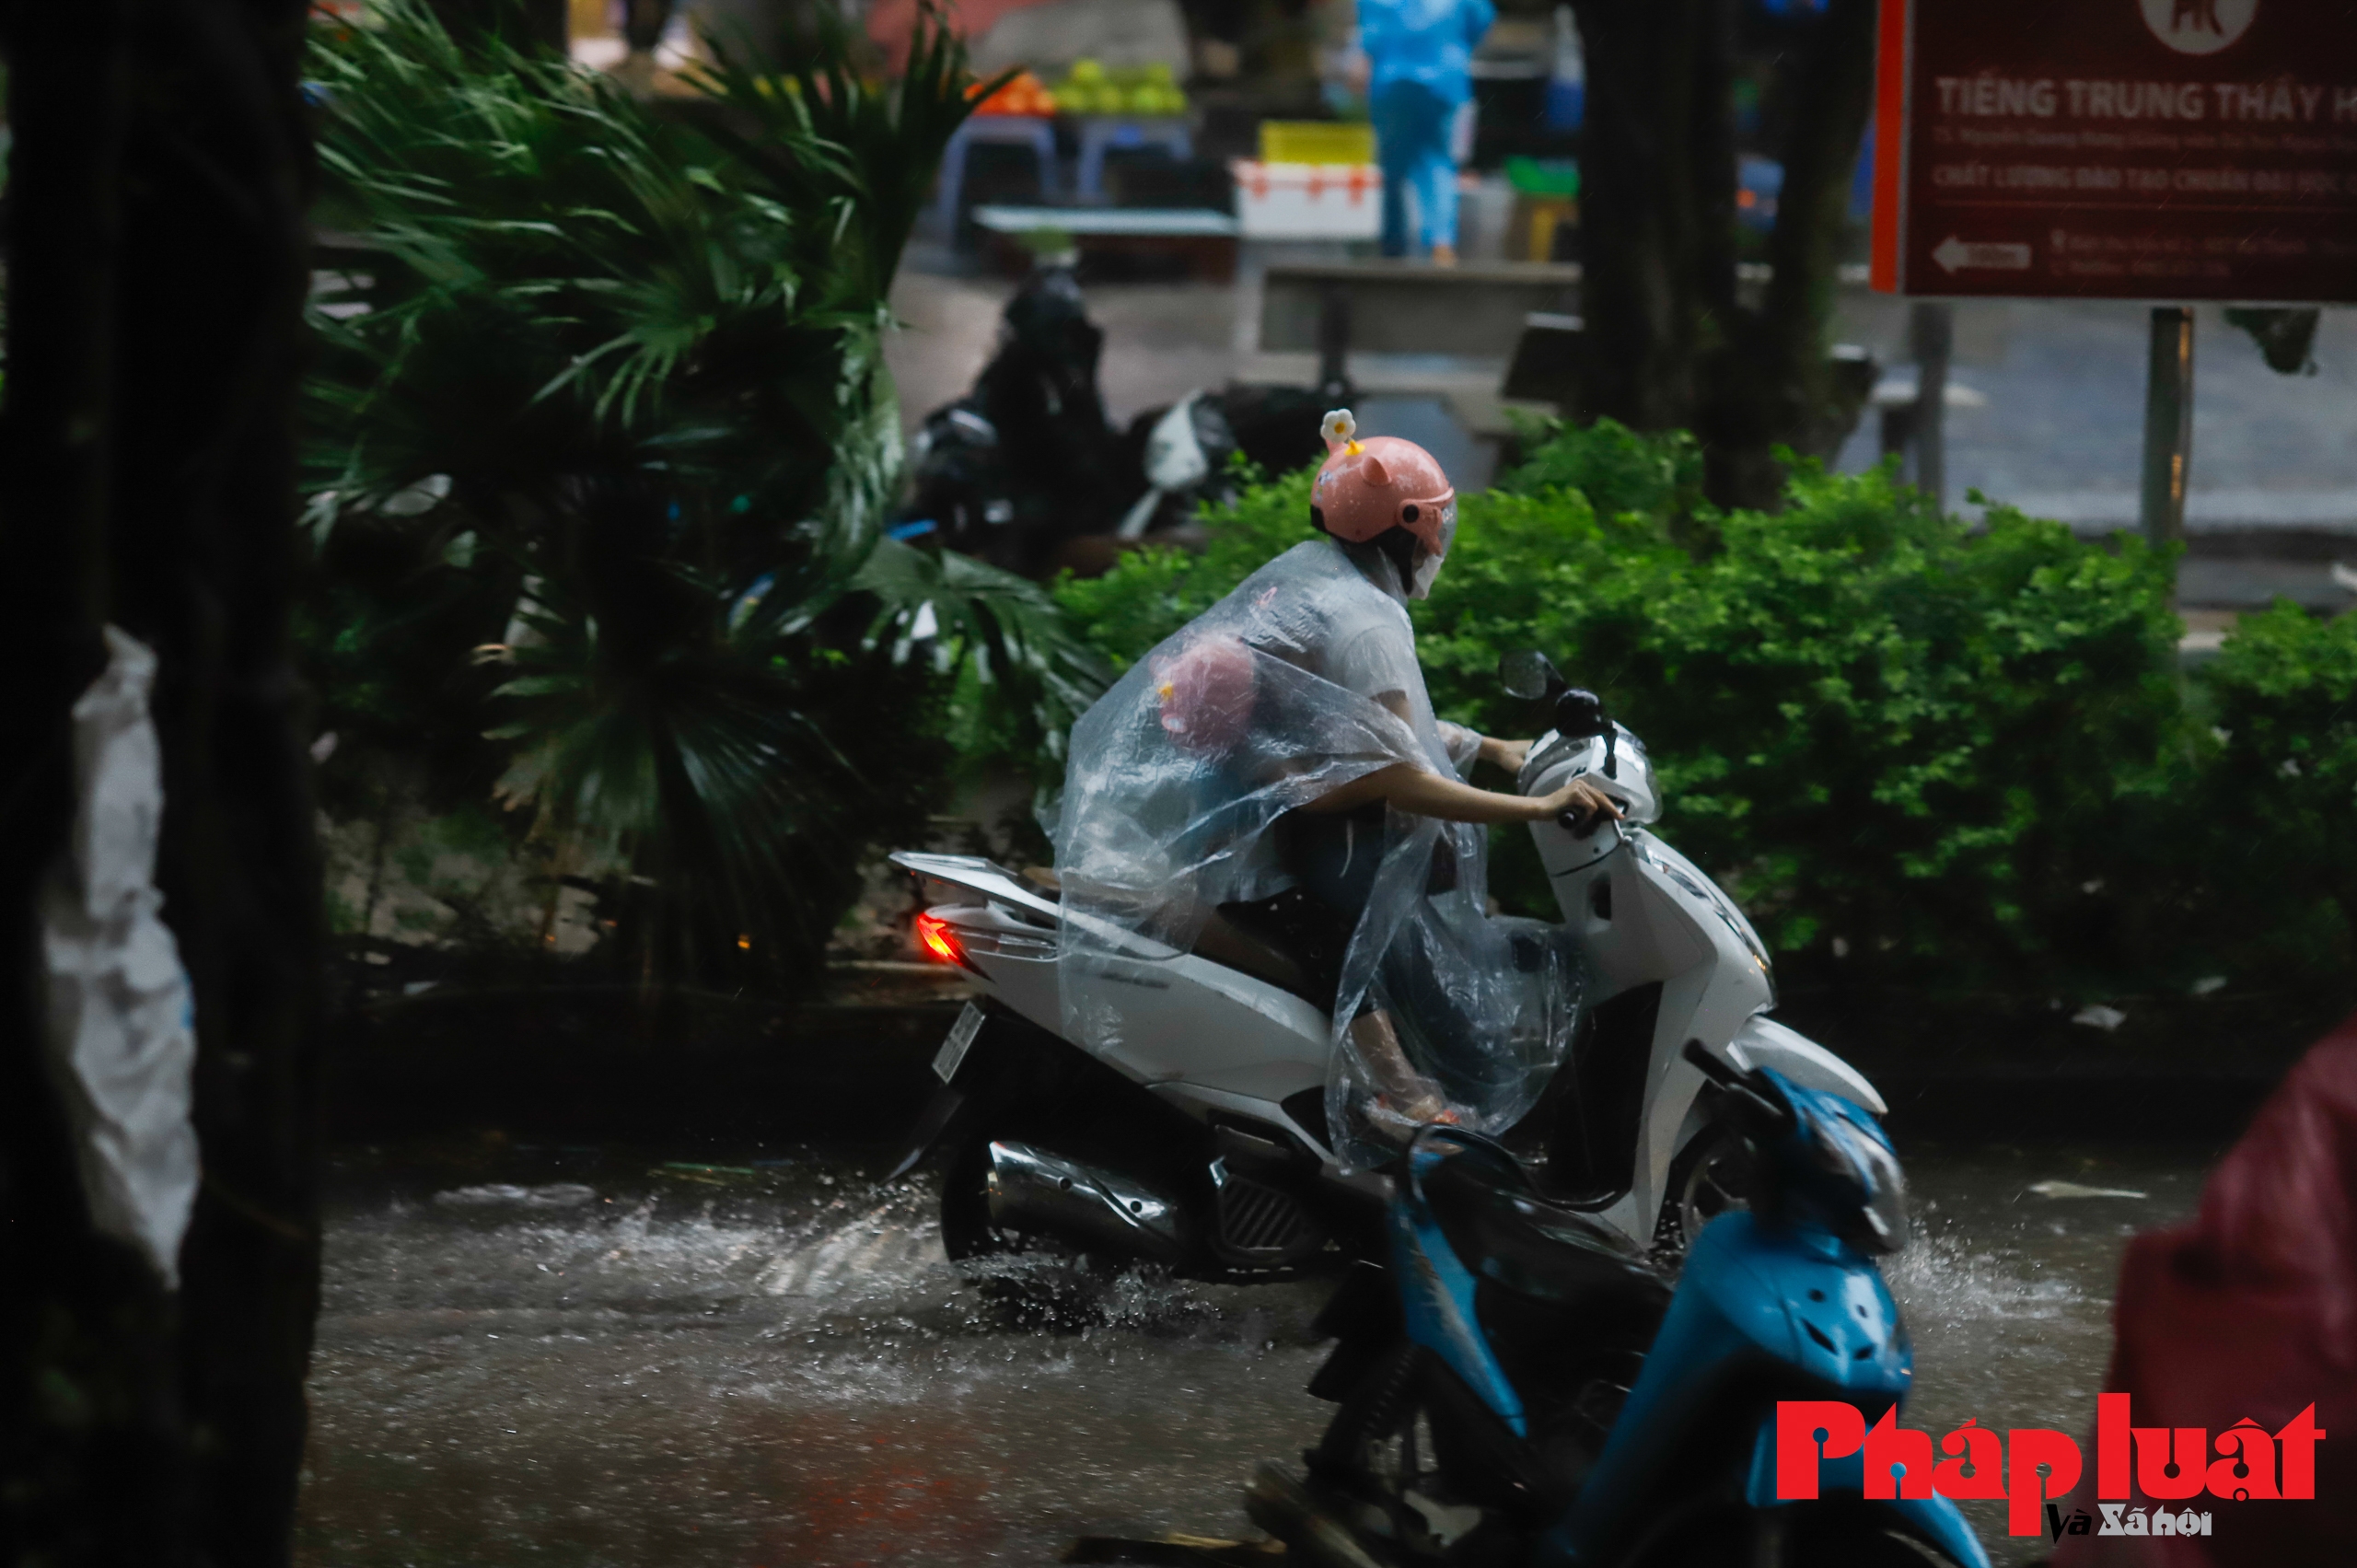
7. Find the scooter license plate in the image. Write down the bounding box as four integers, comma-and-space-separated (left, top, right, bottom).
933, 1002, 985, 1084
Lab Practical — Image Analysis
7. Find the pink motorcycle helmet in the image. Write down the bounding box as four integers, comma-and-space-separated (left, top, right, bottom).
1308, 410, 1457, 598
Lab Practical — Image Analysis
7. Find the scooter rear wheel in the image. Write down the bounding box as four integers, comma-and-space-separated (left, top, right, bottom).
937, 1126, 1093, 1263
936, 1127, 1179, 1328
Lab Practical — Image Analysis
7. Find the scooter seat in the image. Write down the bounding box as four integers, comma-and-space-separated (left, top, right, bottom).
1422, 1142, 1669, 1313
1190, 907, 1319, 1003
1014, 867, 1325, 1004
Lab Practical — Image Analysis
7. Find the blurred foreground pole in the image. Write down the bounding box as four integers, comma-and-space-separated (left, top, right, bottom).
2141, 306, 2195, 551
0, 0, 324, 1564
1907, 301, 1951, 514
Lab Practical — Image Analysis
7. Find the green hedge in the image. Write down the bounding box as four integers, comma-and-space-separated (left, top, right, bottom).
1057, 423, 2357, 1003
2200, 602, 2357, 981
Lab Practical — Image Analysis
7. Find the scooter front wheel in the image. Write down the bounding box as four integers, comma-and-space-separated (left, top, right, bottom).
1651, 1120, 1753, 1261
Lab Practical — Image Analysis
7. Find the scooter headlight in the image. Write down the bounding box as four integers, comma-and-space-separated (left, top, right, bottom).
1853, 1134, 1910, 1254
1806, 1111, 1910, 1255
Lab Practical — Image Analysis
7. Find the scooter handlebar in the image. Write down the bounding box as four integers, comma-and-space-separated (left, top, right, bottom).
1558, 804, 1613, 838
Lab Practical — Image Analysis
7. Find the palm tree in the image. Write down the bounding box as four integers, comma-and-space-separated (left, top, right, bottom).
304, 0, 1099, 991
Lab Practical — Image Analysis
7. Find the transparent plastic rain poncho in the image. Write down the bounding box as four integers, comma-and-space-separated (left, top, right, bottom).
1051, 536, 1578, 1168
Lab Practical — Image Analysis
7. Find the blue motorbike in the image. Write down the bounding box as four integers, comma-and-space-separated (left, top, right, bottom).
1248, 1041, 1991, 1568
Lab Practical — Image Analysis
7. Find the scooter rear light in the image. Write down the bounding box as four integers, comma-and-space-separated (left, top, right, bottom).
915, 912, 967, 968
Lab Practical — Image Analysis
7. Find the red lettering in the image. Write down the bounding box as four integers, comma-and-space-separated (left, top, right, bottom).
2098, 1391, 2131, 1498
2276, 1404, 2327, 1500
1863, 1408, 1934, 1500
1778, 1397, 2321, 1518
2134, 1425, 2211, 1500
2008, 1430, 2083, 1538
1933, 1420, 2007, 1500
2208, 1420, 2280, 1500
1775, 1400, 1865, 1501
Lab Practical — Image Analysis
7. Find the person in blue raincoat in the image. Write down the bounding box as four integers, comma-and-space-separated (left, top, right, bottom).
1356, 0, 1495, 263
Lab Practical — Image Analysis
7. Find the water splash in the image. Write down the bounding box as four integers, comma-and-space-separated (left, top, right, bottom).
1886, 1208, 2085, 1328
756, 1200, 951, 1300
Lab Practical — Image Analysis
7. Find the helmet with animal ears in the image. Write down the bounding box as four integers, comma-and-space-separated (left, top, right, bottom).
1308, 408, 1456, 556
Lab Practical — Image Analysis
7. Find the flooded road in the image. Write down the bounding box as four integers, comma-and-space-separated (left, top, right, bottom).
295, 1135, 2220, 1568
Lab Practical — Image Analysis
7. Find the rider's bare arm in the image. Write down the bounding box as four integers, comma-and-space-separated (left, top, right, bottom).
1476, 735, 1533, 773
1311, 693, 1619, 826
1435, 726, 1533, 778
1307, 762, 1620, 825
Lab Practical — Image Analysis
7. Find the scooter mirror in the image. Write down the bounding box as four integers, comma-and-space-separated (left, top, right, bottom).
1499, 650, 1562, 702
1554, 687, 1609, 739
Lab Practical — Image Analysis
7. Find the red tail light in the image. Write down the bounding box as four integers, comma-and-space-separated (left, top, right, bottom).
915, 912, 965, 968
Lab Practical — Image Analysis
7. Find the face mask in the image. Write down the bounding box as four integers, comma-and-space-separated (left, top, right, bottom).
1406, 501, 1457, 600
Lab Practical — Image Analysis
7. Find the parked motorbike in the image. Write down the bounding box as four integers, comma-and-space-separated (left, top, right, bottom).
894, 267, 1129, 576
888, 653, 1885, 1277
1246, 1041, 1989, 1568
892, 265, 1329, 578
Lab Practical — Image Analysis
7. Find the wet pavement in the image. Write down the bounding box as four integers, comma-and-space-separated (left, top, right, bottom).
883, 267, 2357, 611
885, 265, 2357, 509
295, 1134, 2222, 1568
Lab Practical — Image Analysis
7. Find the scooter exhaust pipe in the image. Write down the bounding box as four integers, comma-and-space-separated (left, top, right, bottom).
984, 1141, 1191, 1265
1245, 1462, 1393, 1568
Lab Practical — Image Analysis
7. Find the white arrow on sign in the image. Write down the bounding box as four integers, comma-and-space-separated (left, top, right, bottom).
1933, 237, 2033, 273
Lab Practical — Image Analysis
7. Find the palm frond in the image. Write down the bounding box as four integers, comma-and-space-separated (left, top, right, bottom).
685, 3, 998, 304
301, 1, 1077, 990
853, 538, 1111, 761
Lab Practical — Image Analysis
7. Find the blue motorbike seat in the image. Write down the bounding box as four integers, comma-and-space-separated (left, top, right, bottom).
1404, 1136, 1668, 1310
1422, 1142, 1671, 1313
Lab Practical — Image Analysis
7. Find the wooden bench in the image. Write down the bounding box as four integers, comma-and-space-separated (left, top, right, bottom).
1258, 260, 1585, 395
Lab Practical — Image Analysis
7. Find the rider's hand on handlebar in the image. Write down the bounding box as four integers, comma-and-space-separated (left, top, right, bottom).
1538, 776, 1624, 831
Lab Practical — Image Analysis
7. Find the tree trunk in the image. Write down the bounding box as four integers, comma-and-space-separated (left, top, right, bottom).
0, 2, 324, 1564
1706, 0, 1879, 507
1568, 0, 1730, 435
1568, 0, 1877, 510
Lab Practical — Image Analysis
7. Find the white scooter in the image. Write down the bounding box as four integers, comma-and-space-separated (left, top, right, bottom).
888, 653, 1883, 1278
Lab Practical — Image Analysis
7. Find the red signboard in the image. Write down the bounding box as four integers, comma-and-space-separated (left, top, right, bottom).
1872, 0, 2357, 299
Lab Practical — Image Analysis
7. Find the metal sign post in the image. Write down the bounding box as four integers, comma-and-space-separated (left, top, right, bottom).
2140, 307, 2195, 548
1908, 302, 1953, 513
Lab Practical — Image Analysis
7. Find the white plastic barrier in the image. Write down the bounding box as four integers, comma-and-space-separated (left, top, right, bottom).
1230, 160, 1382, 241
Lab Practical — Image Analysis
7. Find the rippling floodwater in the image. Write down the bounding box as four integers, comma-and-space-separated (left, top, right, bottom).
295, 1136, 2218, 1567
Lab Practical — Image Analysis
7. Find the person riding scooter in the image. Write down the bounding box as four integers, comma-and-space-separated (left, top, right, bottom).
1051, 410, 1620, 1162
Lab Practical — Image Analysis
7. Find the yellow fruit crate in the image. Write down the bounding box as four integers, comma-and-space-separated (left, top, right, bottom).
1259, 121, 1376, 166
